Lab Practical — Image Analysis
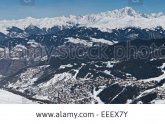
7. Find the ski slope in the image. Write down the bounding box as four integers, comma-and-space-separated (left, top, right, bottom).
0, 89, 35, 104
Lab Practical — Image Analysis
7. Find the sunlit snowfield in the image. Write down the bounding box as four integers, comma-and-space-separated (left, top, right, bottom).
0, 90, 34, 104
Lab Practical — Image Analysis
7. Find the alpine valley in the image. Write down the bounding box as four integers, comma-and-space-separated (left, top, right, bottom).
0, 7, 165, 104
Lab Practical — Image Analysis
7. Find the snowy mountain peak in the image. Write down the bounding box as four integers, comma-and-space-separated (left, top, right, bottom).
119, 7, 139, 16
149, 12, 164, 18
106, 7, 140, 17
0, 7, 165, 34
25, 17, 34, 20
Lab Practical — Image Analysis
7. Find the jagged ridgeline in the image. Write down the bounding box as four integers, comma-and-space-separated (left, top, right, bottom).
0, 7, 165, 104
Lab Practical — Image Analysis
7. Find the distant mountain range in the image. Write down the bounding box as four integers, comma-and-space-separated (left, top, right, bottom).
0, 7, 165, 34
0, 7, 165, 104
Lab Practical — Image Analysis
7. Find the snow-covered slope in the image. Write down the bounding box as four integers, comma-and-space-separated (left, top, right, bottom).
0, 7, 165, 34
0, 89, 35, 104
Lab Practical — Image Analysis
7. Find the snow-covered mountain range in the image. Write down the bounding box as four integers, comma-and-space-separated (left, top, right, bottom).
0, 7, 165, 104
0, 7, 165, 34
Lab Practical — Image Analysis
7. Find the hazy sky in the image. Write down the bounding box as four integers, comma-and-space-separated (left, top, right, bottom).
0, 0, 165, 19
